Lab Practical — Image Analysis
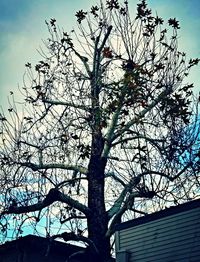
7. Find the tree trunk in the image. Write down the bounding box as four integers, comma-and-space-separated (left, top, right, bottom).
87, 134, 111, 261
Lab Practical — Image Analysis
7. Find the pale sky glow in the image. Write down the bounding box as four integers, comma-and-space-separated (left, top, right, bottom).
0, 0, 199, 108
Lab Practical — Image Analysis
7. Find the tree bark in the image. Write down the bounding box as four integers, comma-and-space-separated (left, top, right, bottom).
87, 134, 111, 261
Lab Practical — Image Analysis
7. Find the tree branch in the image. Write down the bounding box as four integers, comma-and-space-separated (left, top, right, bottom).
98, 26, 113, 52
106, 190, 156, 237
42, 98, 90, 111
112, 134, 164, 152
171, 161, 193, 181
139, 170, 174, 181
56, 177, 87, 189
101, 84, 127, 158
18, 162, 88, 174
58, 190, 90, 216
113, 87, 173, 140
107, 176, 142, 219
106, 191, 138, 237
101, 104, 122, 158
72, 48, 92, 77
1, 188, 91, 217
60, 215, 86, 224
105, 172, 126, 187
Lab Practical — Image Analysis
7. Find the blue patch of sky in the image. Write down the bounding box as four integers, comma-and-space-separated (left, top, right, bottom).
0, 0, 31, 26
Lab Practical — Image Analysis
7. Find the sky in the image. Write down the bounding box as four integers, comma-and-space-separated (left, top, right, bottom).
0, 0, 200, 110
0, 0, 199, 241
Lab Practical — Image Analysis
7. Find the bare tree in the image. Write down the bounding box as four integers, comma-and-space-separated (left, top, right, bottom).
0, 0, 199, 261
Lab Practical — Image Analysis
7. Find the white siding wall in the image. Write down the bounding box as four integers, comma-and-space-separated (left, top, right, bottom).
116, 206, 200, 262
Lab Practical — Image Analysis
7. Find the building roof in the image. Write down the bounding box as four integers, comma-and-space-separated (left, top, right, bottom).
115, 198, 200, 231
0, 234, 116, 261
0, 234, 85, 261
0, 234, 84, 252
